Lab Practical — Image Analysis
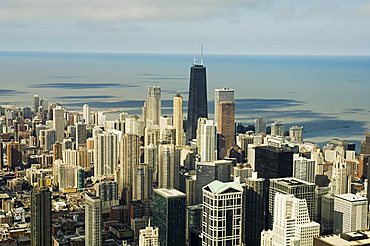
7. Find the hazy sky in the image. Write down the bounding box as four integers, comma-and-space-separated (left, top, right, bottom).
0, 0, 369, 54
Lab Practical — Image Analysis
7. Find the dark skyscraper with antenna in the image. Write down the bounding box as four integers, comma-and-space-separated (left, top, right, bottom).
186, 54, 208, 141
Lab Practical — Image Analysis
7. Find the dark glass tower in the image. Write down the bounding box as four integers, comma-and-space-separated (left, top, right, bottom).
186, 64, 208, 141
31, 187, 52, 246
153, 188, 186, 246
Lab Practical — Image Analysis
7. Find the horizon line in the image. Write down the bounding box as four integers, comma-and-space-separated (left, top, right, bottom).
1, 49, 370, 57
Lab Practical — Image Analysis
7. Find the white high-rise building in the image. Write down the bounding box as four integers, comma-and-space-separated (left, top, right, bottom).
293, 154, 316, 183
333, 193, 368, 234
214, 88, 234, 125
83, 104, 90, 124
173, 93, 184, 146
57, 162, 77, 191
201, 180, 243, 246
146, 86, 161, 125
200, 120, 217, 162
85, 193, 102, 246
271, 193, 320, 246
94, 132, 118, 178
289, 126, 303, 143
139, 221, 159, 246
271, 122, 284, 137
158, 143, 178, 189
255, 117, 267, 134
53, 106, 65, 142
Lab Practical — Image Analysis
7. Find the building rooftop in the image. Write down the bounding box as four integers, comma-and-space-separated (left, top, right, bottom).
335, 193, 368, 202
315, 230, 370, 245
270, 177, 315, 187
154, 188, 186, 198
204, 180, 243, 194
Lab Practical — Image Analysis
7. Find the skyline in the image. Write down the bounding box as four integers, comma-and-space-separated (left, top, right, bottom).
1, 1, 370, 55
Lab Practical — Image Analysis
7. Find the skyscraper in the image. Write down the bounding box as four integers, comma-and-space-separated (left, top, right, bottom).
94, 131, 118, 178
270, 122, 284, 137
153, 188, 186, 246
187, 63, 208, 141
333, 193, 368, 234
146, 86, 161, 125
31, 187, 52, 246
83, 104, 90, 124
217, 101, 235, 154
139, 221, 160, 246
158, 143, 179, 189
243, 172, 266, 246
85, 193, 102, 246
255, 117, 266, 134
268, 177, 316, 229
76, 122, 87, 148
214, 88, 234, 125
173, 93, 184, 146
33, 94, 40, 114
202, 180, 243, 246
293, 154, 316, 183
199, 120, 217, 162
194, 160, 232, 204
95, 180, 119, 211
53, 106, 65, 142
289, 126, 304, 143
271, 193, 320, 246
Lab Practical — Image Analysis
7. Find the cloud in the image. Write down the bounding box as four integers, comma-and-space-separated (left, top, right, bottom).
53, 95, 117, 100
0, 89, 23, 96
0, 0, 267, 23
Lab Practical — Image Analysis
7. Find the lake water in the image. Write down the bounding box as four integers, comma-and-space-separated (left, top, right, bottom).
0, 51, 369, 147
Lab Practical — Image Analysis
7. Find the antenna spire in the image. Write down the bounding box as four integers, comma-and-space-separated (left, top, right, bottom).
193, 43, 197, 65
200, 40, 204, 65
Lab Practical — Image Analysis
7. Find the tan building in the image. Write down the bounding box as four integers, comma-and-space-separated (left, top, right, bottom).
217, 101, 235, 155
173, 93, 184, 146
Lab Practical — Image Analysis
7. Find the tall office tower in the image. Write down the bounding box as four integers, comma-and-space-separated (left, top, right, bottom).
22, 107, 32, 119
144, 144, 158, 184
173, 93, 184, 146
271, 193, 320, 246
217, 101, 235, 154
94, 131, 118, 178
145, 124, 161, 146
196, 118, 208, 156
53, 142, 63, 161
161, 126, 176, 145
331, 161, 350, 195
53, 106, 65, 142
126, 115, 145, 136
139, 221, 159, 246
268, 178, 316, 229
293, 154, 316, 183
195, 160, 232, 204
83, 104, 90, 124
76, 122, 87, 148
153, 188, 186, 246
289, 126, 303, 143
33, 94, 40, 114
135, 163, 153, 201
186, 63, 208, 142
360, 130, 370, 154
57, 162, 77, 191
214, 88, 234, 125
202, 180, 243, 246
31, 187, 52, 246
146, 86, 161, 125
160, 116, 172, 136
270, 122, 284, 136
85, 193, 102, 246
187, 204, 203, 245
95, 180, 119, 211
243, 172, 266, 246
120, 133, 140, 201
255, 146, 294, 180
333, 194, 368, 234
255, 117, 267, 134
6, 142, 22, 171
158, 143, 179, 189
321, 193, 334, 234
200, 120, 217, 162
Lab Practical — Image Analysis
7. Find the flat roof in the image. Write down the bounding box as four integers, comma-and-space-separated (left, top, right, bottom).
270, 177, 315, 186
154, 188, 186, 198
335, 193, 367, 202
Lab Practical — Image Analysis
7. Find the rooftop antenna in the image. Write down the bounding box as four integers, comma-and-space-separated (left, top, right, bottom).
200, 39, 204, 65
193, 43, 197, 65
